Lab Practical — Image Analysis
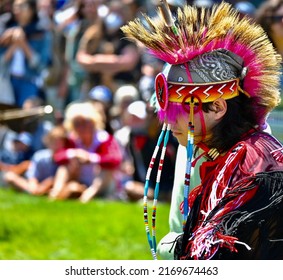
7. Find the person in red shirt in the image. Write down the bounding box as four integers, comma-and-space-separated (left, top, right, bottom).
49, 101, 122, 202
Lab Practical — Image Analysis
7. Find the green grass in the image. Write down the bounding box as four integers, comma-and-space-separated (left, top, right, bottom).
0, 188, 170, 260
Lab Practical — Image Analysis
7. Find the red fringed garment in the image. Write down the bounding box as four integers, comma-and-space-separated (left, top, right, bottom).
175, 131, 283, 260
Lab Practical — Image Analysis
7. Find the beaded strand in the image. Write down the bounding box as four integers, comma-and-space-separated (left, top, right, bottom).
152, 124, 171, 252
183, 101, 195, 229
143, 123, 171, 260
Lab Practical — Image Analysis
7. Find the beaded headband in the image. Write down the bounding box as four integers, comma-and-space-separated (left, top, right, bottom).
155, 74, 250, 112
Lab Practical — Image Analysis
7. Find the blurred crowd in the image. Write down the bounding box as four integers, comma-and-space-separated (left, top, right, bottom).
0, 0, 282, 203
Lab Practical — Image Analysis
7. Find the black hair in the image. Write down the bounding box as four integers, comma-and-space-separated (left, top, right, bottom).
202, 94, 257, 152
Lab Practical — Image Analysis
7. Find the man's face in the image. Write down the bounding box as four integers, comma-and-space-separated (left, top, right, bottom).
169, 109, 217, 147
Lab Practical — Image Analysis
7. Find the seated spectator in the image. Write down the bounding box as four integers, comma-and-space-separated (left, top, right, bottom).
3, 125, 74, 195
49, 101, 122, 202
0, 131, 33, 176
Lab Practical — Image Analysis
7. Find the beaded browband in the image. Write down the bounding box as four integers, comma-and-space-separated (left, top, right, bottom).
155, 73, 250, 111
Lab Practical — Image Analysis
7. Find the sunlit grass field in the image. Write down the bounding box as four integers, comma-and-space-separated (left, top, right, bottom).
0, 188, 170, 260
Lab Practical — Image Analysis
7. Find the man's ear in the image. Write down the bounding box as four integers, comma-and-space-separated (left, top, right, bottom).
211, 98, 227, 120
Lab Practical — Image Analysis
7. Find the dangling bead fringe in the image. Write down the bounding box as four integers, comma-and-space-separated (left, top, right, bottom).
183, 102, 195, 230
143, 123, 171, 260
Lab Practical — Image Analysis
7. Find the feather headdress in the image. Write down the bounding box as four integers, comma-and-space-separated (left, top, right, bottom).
122, 1, 282, 119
